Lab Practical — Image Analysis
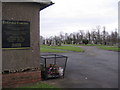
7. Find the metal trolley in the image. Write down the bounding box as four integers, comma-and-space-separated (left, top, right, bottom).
40, 54, 68, 80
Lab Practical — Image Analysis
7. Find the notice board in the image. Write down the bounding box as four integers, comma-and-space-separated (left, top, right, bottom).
2, 20, 30, 48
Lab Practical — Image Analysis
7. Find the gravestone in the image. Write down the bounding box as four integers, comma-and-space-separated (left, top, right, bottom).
1, 1, 53, 88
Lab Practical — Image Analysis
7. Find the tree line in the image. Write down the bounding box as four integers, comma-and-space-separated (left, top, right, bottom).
40, 26, 119, 46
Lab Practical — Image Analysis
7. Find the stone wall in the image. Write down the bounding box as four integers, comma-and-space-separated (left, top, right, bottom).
2, 71, 41, 88
2, 2, 41, 71
2, 2, 41, 88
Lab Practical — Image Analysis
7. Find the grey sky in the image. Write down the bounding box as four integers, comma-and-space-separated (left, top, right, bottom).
40, 0, 118, 38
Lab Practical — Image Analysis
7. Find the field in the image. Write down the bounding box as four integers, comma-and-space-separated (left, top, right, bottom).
98, 46, 120, 52
64, 44, 106, 46
64, 44, 120, 52
19, 82, 59, 88
40, 47, 67, 53
40, 45, 84, 53
40, 44, 120, 53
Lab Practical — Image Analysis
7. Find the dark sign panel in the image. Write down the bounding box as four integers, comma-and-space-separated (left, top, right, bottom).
2, 20, 30, 48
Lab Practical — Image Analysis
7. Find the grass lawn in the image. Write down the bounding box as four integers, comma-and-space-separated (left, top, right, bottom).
40, 47, 68, 53
41, 45, 84, 52
98, 46, 120, 52
19, 82, 59, 89
64, 44, 106, 46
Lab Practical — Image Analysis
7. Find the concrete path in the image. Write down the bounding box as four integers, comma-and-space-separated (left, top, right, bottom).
41, 46, 118, 88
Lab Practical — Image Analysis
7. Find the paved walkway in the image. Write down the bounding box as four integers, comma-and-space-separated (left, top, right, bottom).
41, 46, 118, 88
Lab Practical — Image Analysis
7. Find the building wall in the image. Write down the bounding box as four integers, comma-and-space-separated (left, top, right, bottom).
2, 2, 42, 87
0, 2, 2, 90
2, 2, 41, 71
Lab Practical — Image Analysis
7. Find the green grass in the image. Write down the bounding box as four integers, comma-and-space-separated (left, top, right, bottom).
98, 46, 120, 52
40, 47, 68, 53
19, 82, 59, 88
41, 45, 84, 52
2, 47, 31, 50
64, 44, 94, 46
64, 44, 106, 46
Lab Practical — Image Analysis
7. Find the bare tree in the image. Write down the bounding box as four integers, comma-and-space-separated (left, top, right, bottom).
86, 31, 91, 44
96, 26, 101, 44
102, 26, 107, 45
42, 26, 118, 46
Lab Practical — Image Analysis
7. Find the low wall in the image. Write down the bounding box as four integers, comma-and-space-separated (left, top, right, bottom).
2, 70, 41, 88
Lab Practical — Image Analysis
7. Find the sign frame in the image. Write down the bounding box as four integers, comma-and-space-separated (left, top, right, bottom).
2, 20, 31, 49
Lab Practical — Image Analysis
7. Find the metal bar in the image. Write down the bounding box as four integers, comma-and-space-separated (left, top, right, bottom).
54, 54, 56, 64
41, 55, 67, 59
41, 57, 59, 59
41, 54, 67, 58
63, 57, 68, 78
44, 58, 47, 80
41, 54, 68, 80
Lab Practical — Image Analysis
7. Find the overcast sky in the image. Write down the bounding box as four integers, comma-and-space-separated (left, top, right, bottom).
40, 0, 118, 38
